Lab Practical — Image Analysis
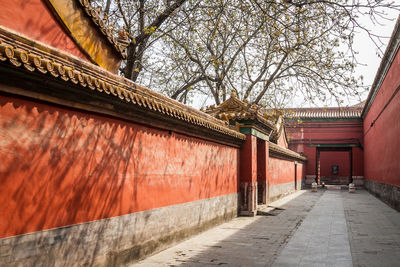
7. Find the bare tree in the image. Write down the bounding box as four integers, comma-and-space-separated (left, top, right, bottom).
91, 0, 190, 81
92, 0, 399, 108
147, 0, 399, 108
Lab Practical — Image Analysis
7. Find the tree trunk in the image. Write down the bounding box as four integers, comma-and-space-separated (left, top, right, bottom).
104, 0, 112, 14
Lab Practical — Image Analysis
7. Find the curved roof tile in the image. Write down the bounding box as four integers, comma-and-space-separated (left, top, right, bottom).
282, 106, 363, 119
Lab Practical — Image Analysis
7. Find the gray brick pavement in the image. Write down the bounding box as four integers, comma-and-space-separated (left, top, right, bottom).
344, 190, 400, 267
273, 190, 352, 267
133, 189, 400, 267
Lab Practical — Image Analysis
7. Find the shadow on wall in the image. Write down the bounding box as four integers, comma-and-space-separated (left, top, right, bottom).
0, 95, 238, 264
0, 96, 139, 236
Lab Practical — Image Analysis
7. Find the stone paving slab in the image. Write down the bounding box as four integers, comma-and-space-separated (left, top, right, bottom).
273, 190, 352, 267
344, 190, 400, 267
133, 189, 400, 267
133, 191, 323, 266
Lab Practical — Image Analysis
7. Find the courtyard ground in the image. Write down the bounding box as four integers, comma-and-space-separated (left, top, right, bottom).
133, 188, 400, 267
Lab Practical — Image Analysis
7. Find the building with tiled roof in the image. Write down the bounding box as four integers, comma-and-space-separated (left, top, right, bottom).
283, 16, 400, 197
0, 1, 305, 265
0, 2, 399, 265
284, 105, 364, 186
0, 1, 248, 265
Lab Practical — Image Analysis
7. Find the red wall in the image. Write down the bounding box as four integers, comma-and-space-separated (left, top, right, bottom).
303, 146, 316, 176
0, 95, 239, 238
363, 44, 400, 187
320, 151, 350, 177
296, 163, 305, 184
268, 157, 302, 186
0, 0, 89, 61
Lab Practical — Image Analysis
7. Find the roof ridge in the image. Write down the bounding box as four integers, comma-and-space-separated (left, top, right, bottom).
77, 0, 127, 58
271, 106, 363, 119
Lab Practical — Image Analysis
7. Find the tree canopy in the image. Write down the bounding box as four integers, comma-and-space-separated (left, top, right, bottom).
91, 0, 399, 108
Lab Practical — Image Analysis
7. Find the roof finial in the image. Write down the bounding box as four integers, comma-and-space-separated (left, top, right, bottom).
231, 89, 238, 99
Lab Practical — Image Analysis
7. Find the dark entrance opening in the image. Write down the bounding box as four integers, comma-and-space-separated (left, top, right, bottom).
294, 162, 298, 190
257, 139, 267, 204
316, 147, 353, 185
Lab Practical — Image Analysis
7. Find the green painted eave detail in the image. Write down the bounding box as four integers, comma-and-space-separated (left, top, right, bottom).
229, 119, 256, 126
239, 127, 269, 141
298, 118, 362, 122
307, 143, 360, 147
236, 119, 256, 125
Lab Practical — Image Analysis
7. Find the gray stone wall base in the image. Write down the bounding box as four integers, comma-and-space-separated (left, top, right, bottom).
305, 175, 364, 186
239, 182, 257, 215
239, 210, 257, 216
352, 176, 365, 186
305, 175, 316, 185
364, 179, 400, 211
0, 194, 238, 266
268, 182, 297, 203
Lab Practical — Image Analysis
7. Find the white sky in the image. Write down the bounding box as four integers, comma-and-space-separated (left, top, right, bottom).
283, 9, 400, 108
351, 9, 399, 104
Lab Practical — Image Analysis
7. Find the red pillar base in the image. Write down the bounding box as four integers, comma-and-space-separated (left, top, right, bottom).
239, 182, 257, 216
259, 181, 267, 205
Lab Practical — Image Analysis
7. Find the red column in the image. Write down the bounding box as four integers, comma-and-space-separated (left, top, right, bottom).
240, 135, 257, 216
265, 141, 269, 202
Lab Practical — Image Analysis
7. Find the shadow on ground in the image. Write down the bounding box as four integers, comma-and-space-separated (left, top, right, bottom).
136, 188, 400, 267
136, 190, 324, 267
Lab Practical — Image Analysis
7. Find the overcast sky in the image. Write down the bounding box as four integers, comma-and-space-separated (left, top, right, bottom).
351, 10, 399, 104
282, 9, 399, 108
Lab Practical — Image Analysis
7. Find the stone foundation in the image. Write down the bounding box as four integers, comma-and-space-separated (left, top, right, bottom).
0, 194, 238, 266
305, 175, 316, 186
352, 176, 365, 186
305, 175, 364, 186
268, 182, 297, 203
364, 179, 400, 211
239, 182, 257, 216
320, 176, 350, 185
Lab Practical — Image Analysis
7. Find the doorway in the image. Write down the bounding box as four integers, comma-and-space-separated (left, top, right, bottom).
257, 139, 267, 204
316, 147, 353, 185
294, 162, 297, 190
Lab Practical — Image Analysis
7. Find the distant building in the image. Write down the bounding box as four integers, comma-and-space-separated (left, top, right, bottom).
285, 16, 400, 209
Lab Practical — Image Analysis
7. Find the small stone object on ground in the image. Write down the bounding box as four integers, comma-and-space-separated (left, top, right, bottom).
311, 182, 318, 192
349, 183, 355, 193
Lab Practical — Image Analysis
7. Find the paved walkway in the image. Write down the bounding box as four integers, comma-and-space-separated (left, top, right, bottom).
273, 190, 351, 267
134, 189, 400, 267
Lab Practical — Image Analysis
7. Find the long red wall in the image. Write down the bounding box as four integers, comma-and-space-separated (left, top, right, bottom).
363, 45, 400, 187
0, 0, 89, 61
0, 95, 239, 238
297, 162, 305, 184
268, 157, 295, 186
268, 157, 304, 186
